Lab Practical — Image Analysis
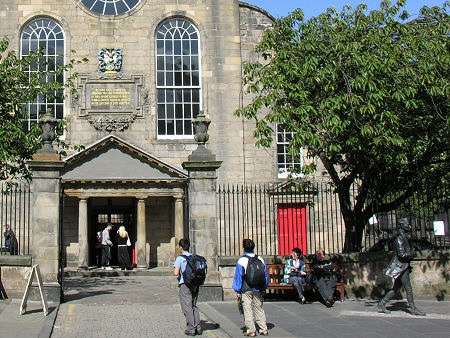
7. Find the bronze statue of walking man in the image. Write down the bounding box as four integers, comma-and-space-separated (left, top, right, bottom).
378, 218, 425, 316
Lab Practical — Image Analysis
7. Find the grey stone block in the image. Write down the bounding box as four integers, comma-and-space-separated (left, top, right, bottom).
198, 284, 223, 302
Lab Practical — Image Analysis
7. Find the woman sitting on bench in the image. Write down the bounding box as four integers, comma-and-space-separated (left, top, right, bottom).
283, 247, 307, 304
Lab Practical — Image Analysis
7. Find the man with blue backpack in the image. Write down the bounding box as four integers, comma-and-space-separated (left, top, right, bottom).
232, 239, 269, 337
174, 238, 207, 336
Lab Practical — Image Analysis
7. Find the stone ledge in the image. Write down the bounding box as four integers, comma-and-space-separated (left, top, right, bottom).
0, 255, 32, 266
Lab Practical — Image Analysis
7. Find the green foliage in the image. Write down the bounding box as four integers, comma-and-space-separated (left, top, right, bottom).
235, 1, 450, 251
0, 35, 87, 181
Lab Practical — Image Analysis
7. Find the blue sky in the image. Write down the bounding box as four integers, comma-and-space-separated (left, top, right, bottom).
246, 1, 447, 19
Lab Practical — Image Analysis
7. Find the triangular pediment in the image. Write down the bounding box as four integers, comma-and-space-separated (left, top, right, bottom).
268, 180, 319, 195
61, 135, 187, 182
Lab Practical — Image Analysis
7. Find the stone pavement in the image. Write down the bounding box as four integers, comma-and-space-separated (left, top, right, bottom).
201, 299, 450, 338
0, 298, 58, 338
1, 270, 450, 338
51, 273, 229, 338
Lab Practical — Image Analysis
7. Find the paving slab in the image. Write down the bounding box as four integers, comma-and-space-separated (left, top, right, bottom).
0, 299, 57, 338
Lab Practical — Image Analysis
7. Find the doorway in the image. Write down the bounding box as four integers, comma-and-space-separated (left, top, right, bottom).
88, 198, 136, 267
277, 203, 308, 255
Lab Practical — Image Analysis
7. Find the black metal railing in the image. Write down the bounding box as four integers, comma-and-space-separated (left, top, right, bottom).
217, 181, 449, 256
0, 183, 32, 256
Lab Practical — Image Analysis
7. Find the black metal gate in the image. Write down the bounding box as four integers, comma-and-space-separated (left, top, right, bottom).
0, 183, 32, 256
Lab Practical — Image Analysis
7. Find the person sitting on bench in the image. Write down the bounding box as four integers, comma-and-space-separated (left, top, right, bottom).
310, 249, 336, 307
283, 247, 307, 304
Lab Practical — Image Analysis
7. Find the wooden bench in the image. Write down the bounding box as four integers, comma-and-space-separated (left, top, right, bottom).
266, 263, 345, 302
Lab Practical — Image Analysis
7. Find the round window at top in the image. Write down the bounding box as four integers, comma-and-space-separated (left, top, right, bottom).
79, 0, 142, 16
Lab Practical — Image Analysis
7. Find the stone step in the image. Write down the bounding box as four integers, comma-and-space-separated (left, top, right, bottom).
63, 267, 173, 277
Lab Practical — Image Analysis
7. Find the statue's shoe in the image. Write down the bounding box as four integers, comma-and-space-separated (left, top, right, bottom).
410, 307, 426, 316
377, 302, 390, 314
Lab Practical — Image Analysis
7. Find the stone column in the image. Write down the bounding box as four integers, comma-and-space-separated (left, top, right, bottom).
27, 109, 63, 302
182, 112, 223, 300
182, 155, 222, 276
28, 154, 64, 302
136, 199, 147, 269
78, 198, 88, 270
174, 196, 184, 245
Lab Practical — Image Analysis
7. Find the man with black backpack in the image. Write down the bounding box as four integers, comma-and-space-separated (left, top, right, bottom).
232, 239, 269, 337
174, 238, 207, 336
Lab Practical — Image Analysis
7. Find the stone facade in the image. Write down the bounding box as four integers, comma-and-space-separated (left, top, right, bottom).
0, 0, 281, 184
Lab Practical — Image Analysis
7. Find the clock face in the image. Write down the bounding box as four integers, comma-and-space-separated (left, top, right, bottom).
80, 0, 142, 16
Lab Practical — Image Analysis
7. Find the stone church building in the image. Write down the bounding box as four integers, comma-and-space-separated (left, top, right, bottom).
1, 0, 314, 299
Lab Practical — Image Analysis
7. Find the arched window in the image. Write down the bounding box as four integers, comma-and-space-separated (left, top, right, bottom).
20, 18, 64, 130
156, 18, 201, 138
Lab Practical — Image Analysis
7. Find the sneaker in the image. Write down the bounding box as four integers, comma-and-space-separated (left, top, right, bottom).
101, 266, 105, 270
105, 266, 113, 270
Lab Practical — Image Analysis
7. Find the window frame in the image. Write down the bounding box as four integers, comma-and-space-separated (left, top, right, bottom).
79, 0, 142, 16
155, 18, 202, 139
20, 18, 66, 131
276, 124, 303, 179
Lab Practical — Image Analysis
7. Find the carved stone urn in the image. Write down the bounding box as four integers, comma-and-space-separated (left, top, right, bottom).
192, 111, 211, 145
39, 109, 58, 153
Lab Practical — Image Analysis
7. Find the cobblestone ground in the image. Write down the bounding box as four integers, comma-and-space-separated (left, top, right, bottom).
52, 274, 230, 338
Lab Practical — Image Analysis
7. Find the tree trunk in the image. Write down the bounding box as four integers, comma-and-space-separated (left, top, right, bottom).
343, 221, 365, 252
338, 189, 367, 252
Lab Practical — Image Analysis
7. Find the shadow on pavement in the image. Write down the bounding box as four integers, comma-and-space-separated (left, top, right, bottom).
200, 319, 221, 332
22, 305, 57, 315
63, 275, 141, 288
63, 289, 114, 302
359, 298, 419, 315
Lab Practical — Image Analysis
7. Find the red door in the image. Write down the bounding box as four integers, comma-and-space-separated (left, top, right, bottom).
277, 203, 307, 255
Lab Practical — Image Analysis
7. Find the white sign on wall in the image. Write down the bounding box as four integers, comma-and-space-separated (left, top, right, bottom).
433, 221, 446, 236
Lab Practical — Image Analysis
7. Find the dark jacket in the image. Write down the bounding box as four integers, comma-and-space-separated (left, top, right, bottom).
384, 231, 416, 279
311, 259, 335, 282
4, 228, 18, 255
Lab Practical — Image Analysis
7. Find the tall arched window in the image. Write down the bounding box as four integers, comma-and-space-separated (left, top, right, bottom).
156, 18, 201, 138
20, 18, 64, 130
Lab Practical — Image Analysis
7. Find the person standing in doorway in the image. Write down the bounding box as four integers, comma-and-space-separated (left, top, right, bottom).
116, 226, 132, 270
173, 238, 202, 336
378, 218, 425, 316
101, 223, 113, 270
232, 239, 269, 337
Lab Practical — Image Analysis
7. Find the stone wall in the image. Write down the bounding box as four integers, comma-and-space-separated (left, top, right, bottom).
219, 250, 450, 301
1, 266, 30, 299
0, 0, 284, 185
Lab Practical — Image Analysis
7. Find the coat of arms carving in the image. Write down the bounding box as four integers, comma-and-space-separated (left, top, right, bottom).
98, 48, 123, 79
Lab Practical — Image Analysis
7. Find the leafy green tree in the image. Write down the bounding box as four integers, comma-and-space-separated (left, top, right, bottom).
0, 35, 86, 182
236, 1, 449, 251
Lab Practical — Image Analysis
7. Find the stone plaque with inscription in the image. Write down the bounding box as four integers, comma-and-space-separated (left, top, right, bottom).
73, 75, 149, 131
